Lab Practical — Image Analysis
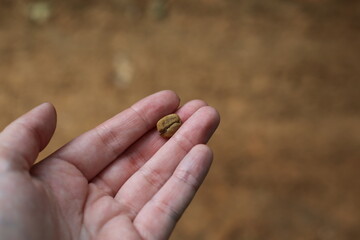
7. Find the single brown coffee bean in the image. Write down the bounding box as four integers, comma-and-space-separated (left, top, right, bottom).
156, 113, 182, 138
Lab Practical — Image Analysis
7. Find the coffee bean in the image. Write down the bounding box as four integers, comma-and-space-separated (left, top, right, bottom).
156, 113, 182, 138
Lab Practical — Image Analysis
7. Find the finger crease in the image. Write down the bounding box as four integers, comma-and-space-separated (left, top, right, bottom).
130, 106, 151, 130
173, 168, 199, 192
154, 198, 182, 222
171, 132, 196, 155
94, 124, 121, 159
127, 150, 148, 173
93, 178, 116, 197
116, 198, 139, 220
138, 166, 164, 190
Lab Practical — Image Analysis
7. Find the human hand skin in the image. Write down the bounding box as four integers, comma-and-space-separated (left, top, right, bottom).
0, 90, 220, 240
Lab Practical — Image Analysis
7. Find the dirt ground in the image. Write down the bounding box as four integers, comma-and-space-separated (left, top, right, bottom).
1, 0, 360, 239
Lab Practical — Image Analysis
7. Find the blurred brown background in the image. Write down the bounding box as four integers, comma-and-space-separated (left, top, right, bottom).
1, 0, 360, 239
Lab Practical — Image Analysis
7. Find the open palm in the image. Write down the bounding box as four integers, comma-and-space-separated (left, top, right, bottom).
0, 91, 220, 240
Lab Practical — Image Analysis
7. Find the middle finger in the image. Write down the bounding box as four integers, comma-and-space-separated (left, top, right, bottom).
91, 100, 208, 196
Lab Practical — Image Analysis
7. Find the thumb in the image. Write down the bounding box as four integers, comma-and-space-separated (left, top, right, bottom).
0, 103, 57, 171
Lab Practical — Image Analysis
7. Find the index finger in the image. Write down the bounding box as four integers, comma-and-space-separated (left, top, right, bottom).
44, 90, 180, 180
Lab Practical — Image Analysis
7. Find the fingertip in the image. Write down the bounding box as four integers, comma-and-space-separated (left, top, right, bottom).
184, 99, 208, 109
35, 102, 57, 132
192, 144, 213, 161
194, 106, 221, 140
156, 90, 180, 106
189, 99, 208, 105
30, 102, 56, 121
131, 90, 181, 122
175, 100, 208, 123
202, 106, 220, 128
181, 144, 213, 172
16, 103, 56, 154
40, 102, 57, 122
41, 102, 56, 113
160, 89, 180, 101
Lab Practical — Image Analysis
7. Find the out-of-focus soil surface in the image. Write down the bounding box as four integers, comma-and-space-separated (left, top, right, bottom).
1, 0, 360, 239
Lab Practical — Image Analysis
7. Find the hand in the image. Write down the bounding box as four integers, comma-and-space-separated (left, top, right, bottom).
0, 90, 220, 240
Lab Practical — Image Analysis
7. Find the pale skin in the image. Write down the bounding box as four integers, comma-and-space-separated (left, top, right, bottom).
0, 90, 220, 240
